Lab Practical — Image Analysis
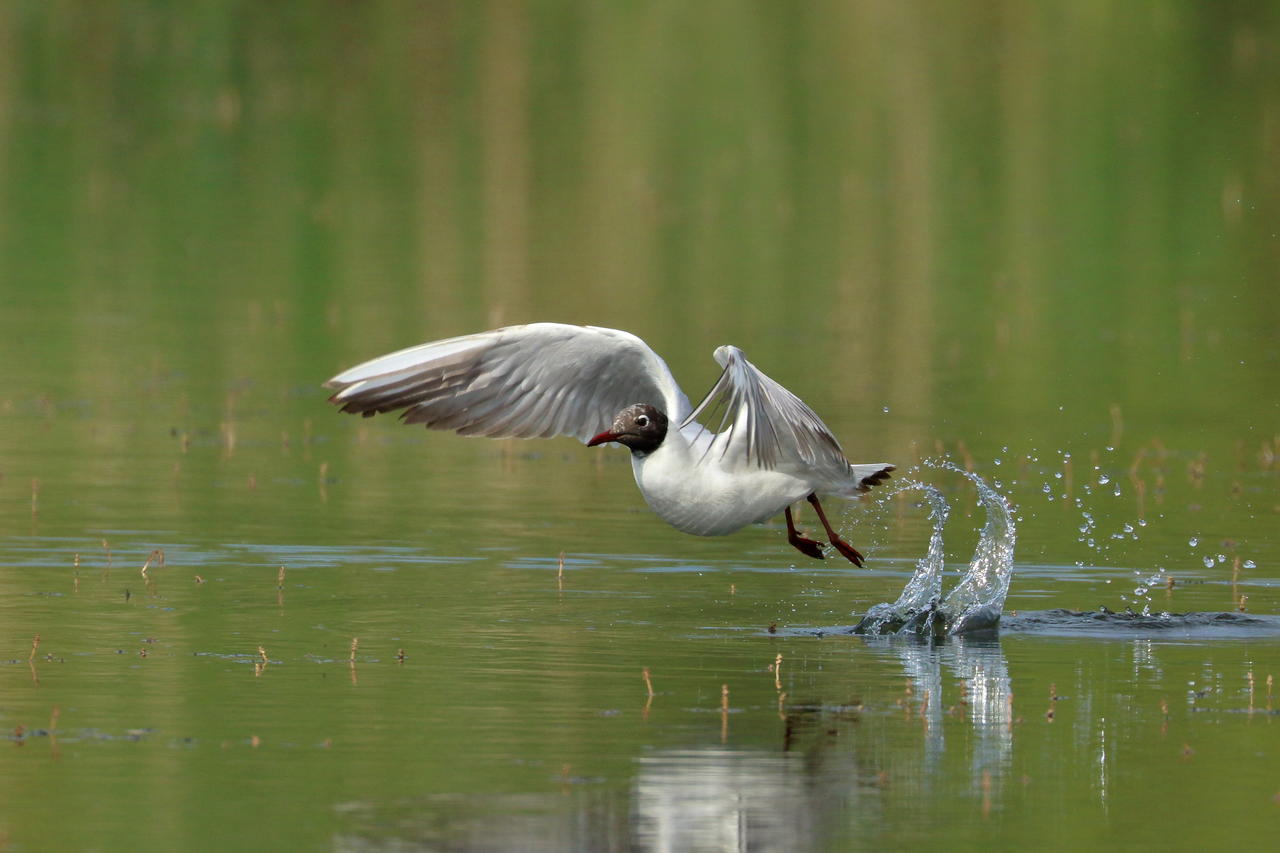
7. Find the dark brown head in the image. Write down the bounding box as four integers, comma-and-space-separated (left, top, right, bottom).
587, 404, 668, 456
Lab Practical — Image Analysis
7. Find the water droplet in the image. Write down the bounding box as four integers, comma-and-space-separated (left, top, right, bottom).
1202, 556, 1214, 568
1243, 560, 1257, 569
1042, 484, 1052, 494
993, 458, 1001, 466
1216, 554, 1226, 564
1112, 485, 1122, 497
1123, 523, 1134, 533
1099, 474, 1111, 485
1188, 537, 1199, 547
882, 406, 889, 413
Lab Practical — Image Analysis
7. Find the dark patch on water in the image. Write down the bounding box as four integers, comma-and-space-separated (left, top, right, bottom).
999, 608, 1280, 639
780, 609, 1280, 641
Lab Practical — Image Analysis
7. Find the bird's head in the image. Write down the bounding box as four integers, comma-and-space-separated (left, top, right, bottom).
587, 404, 668, 456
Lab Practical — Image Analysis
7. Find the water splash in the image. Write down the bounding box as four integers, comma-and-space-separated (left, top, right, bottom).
940, 464, 1017, 633
854, 461, 1017, 637
854, 482, 949, 636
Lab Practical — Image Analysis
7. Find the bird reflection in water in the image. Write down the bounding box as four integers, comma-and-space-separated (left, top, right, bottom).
331, 639, 1013, 852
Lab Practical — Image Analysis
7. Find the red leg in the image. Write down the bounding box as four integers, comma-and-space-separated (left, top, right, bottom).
806, 493, 865, 567
785, 506, 825, 560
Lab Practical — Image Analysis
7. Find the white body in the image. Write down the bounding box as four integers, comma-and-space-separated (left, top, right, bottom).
634, 424, 890, 536
633, 425, 814, 535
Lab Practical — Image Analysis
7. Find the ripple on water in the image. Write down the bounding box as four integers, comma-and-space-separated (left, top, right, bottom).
1000, 609, 1280, 639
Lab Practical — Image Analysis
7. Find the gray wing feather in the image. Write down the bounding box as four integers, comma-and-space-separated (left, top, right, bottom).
326, 324, 691, 443
680, 345, 853, 476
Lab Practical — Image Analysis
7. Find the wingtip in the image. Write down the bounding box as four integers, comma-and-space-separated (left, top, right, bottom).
325, 381, 389, 418
324, 383, 353, 406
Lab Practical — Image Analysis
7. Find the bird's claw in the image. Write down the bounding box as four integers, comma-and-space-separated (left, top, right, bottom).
788, 534, 826, 561
829, 537, 865, 567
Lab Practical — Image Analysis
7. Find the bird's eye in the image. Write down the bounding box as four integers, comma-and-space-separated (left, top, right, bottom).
636, 415, 649, 427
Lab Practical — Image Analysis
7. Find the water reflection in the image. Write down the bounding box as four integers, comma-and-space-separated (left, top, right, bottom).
636, 639, 1014, 846
333, 790, 632, 853
632, 749, 838, 852
332, 749, 865, 852
332, 636, 1014, 851
869, 636, 1013, 800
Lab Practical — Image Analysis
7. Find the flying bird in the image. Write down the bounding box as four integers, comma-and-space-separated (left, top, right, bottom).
325, 323, 893, 565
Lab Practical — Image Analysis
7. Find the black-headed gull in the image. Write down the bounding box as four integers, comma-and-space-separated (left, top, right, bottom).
325, 323, 893, 565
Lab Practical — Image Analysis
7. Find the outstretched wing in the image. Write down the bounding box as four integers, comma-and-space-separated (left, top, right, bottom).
325, 323, 691, 442
682, 345, 854, 477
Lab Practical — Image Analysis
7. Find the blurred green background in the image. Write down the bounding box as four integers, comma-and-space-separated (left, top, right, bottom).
3, 0, 1275, 447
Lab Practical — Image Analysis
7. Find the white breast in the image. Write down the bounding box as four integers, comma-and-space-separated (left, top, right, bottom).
629, 427, 815, 537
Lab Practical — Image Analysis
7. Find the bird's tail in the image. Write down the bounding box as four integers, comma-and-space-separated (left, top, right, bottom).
846, 463, 895, 495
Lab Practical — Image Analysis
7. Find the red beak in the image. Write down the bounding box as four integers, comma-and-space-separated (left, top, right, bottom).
587, 430, 619, 447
